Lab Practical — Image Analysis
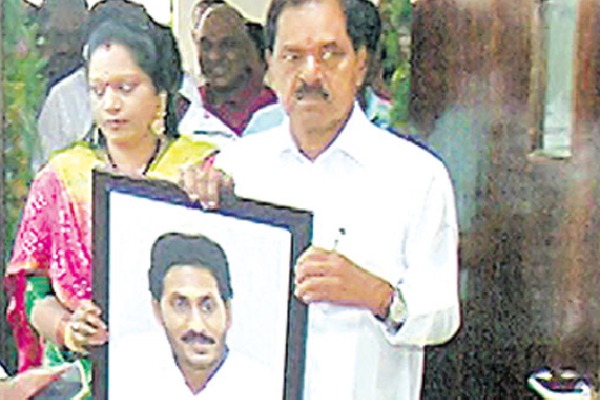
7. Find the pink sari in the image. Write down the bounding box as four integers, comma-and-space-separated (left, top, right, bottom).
5, 147, 98, 370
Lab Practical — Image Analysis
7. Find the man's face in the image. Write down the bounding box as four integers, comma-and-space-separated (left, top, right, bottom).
267, 0, 367, 133
194, 9, 254, 93
153, 265, 231, 373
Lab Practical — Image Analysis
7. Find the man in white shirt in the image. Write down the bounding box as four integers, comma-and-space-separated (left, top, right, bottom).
110, 232, 279, 399
185, 0, 461, 398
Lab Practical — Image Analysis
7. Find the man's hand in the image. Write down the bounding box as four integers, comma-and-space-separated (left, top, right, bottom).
294, 246, 394, 318
180, 159, 233, 210
67, 300, 108, 352
1, 365, 67, 400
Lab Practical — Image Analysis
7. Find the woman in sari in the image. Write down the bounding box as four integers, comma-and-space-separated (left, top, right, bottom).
4, 2, 216, 398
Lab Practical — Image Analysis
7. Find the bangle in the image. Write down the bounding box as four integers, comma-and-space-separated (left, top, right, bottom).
56, 313, 71, 347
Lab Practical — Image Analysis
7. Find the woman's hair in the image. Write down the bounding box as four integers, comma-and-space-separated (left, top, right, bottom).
85, 0, 182, 137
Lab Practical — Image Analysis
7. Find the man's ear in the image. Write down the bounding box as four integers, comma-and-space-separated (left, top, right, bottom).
355, 46, 368, 88
152, 299, 164, 325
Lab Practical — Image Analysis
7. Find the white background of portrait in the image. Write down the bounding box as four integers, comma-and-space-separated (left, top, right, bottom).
106, 191, 292, 394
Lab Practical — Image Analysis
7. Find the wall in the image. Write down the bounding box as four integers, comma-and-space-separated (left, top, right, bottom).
413, 0, 600, 397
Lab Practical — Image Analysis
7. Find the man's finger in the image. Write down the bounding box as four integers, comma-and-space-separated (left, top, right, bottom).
295, 246, 329, 265
294, 275, 338, 303
295, 259, 332, 284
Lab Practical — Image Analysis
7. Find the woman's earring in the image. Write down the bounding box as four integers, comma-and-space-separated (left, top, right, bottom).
150, 92, 167, 137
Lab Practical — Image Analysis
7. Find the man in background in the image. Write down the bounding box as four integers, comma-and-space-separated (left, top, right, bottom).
33, 0, 90, 171
178, 2, 277, 145
36, 0, 88, 92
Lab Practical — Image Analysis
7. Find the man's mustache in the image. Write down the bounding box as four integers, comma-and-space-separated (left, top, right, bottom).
181, 330, 215, 345
294, 82, 330, 100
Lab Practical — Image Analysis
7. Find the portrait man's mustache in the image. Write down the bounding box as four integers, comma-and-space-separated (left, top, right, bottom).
182, 330, 216, 346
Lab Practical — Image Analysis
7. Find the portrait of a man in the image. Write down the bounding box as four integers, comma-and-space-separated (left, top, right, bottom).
109, 232, 280, 399
94, 180, 308, 400
149, 232, 235, 394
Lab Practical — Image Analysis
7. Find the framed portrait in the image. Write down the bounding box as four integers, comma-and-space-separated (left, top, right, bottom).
91, 171, 312, 399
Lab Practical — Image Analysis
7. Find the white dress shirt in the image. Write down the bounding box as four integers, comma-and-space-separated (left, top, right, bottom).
216, 104, 461, 400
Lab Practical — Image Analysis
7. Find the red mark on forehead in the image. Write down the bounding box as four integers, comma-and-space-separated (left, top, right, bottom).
103, 42, 112, 51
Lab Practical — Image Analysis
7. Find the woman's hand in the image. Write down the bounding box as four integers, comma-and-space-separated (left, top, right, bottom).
64, 300, 108, 353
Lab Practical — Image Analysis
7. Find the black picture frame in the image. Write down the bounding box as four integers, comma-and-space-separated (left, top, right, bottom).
91, 170, 312, 399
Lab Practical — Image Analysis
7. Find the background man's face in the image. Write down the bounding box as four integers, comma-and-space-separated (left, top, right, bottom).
153, 265, 230, 373
267, 0, 367, 131
195, 10, 254, 92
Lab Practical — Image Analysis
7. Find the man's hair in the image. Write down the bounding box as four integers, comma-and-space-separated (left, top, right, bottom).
148, 233, 233, 302
245, 22, 266, 63
195, 2, 248, 38
192, 0, 226, 29
37, 0, 88, 27
85, 0, 183, 138
265, 0, 381, 54
357, 0, 382, 55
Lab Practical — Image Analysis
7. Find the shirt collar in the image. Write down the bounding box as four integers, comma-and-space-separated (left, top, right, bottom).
200, 78, 277, 136
276, 103, 374, 166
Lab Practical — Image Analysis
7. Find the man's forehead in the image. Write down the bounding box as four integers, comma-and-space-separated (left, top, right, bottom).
273, 0, 351, 48
277, 0, 344, 17
163, 265, 219, 291
199, 7, 247, 37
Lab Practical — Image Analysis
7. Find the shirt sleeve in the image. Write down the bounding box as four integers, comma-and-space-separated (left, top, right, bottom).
35, 94, 64, 172
381, 166, 461, 347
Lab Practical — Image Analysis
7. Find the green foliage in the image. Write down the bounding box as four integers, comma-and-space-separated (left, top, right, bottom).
3, 0, 47, 262
380, 0, 413, 129
2, 0, 46, 372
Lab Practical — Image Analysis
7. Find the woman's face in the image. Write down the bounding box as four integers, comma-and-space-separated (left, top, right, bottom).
88, 42, 161, 145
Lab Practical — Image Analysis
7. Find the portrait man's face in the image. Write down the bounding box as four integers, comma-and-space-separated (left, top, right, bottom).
153, 265, 231, 373
194, 9, 255, 92
266, 0, 367, 131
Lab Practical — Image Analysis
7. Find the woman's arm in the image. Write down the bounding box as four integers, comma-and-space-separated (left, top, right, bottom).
30, 296, 69, 346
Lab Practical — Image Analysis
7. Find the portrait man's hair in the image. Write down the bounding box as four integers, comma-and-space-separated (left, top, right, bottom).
148, 232, 233, 301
